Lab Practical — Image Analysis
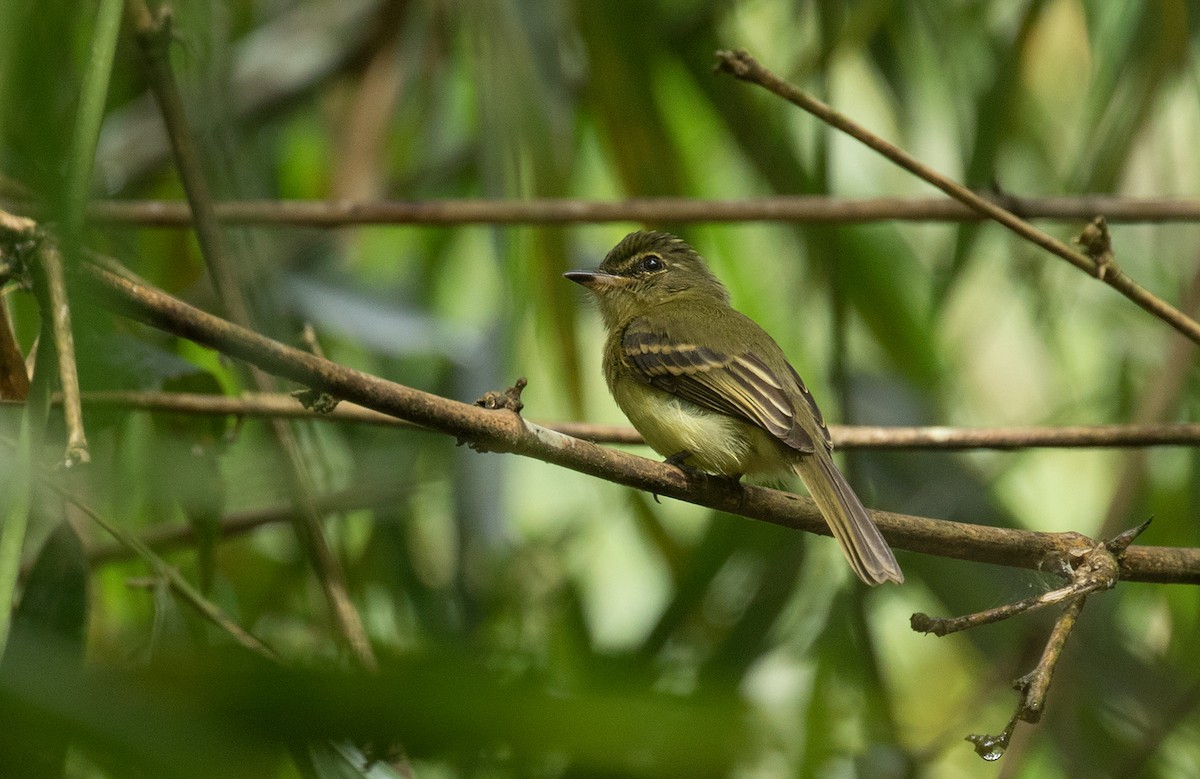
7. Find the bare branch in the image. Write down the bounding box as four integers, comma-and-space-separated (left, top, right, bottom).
9, 194, 1200, 228
911, 522, 1135, 636
915, 522, 1148, 760
34, 242, 89, 465
71, 253, 1200, 585
49, 483, 280, 662
83, 484, 409, 565
714, 49, 1200, 346
963, 595, 1088, 762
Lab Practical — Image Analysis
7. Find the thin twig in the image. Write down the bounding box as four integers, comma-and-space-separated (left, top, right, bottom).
127, 0, 378, 672
915, 522, 1147, 760
125, 0, 251, 326
42, 0, 121, 464
28, 390, 1200, 451
911, 583, 1087, 637
831, 422, 1200, 450
1013, 594, 1086, 724
963, 595, 1088, 762
7, 195, 1199, 227
912, 523, 1133, 637
47, 483, 280, 662
714, 49, 1200, 346
914, 521, 1142, 635
36, 242, 89, 464
82, 484, 411, 565
71, 253, 1200, 584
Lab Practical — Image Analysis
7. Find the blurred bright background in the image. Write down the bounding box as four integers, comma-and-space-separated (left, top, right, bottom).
2, 1, 1200, 776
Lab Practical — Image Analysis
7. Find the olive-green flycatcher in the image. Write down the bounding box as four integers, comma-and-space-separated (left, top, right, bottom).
565, 231, 903, 585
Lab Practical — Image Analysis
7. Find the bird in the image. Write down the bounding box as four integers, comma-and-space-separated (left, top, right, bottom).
564, 230, 903, 585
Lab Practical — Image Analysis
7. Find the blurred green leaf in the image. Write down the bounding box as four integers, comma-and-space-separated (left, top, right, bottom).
1070, 0, 1195, 192
0, 518, 88, 778
2, 2, 1199, 775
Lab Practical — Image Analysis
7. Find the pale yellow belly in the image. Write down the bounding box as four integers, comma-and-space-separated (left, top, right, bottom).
611, 376, 789, 476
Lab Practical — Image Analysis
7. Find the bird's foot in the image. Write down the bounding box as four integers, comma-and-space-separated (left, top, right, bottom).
649, 451, 697, 503
663, 450, 693, 469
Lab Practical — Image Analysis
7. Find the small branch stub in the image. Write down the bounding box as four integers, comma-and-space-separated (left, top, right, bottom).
291, 388, 340, 414
464, 377, 529, 453
1074, 216, 1116, 280
476, 377, 527, 414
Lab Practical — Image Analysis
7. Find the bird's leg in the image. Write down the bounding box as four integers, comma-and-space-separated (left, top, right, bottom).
649, 450, 697, 504
663, 450, 693, 469
651, 452, 743, 502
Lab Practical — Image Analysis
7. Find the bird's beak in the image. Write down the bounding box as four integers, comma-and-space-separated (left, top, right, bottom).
563, 270, 626, 291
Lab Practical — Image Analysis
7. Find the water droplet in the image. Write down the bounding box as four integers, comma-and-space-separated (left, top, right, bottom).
966, 732, 1009, 762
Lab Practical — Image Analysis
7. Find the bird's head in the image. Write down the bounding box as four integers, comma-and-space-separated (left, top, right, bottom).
564, 231, 728, 327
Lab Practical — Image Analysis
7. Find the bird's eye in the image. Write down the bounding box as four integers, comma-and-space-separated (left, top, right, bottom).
640, 255, 664, 272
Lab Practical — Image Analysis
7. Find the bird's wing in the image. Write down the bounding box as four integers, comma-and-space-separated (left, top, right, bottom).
621, 319, 828, 454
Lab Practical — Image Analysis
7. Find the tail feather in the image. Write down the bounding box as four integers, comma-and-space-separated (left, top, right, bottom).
792, 454, 903, 585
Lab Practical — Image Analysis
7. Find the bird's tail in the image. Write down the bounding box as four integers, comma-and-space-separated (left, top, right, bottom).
792, 453, 904, 585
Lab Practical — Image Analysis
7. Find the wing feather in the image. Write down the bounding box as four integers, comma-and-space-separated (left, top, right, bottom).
621, 321, 819, 453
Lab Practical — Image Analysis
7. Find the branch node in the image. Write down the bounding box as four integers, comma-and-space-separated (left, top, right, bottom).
62, 442, 91, 467
0, 209, 38, 241
130, 0, 173, 54
913, 530, 1127, 759
1064, 536, 1121, 594
0, 211, 40, 290
1074, 216, 1116, 280
909, 612, 948, 636
475, 377, 527, 414
291, 388, 340, 414
713, 49, 754, 78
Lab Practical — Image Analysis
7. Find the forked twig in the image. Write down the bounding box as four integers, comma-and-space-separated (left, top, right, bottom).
912, 521, 1151, 760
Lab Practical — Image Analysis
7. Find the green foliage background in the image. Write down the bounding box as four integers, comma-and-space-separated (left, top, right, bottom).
2, 0, 1200, 776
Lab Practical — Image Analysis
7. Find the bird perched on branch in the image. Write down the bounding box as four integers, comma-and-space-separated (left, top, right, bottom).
565, 231, 903, 585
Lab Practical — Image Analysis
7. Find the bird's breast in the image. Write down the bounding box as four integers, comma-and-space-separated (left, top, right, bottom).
609, 375, 789, 476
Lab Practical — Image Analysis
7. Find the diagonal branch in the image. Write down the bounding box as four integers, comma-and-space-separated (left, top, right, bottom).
126, 0, 377, 672
71, 253, 1200, 585
81, 484, 410, 565
714, 49, 1200, 346
50, 484, 280, 662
